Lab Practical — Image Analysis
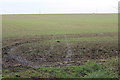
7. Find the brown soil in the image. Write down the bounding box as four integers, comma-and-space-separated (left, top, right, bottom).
2, 32, 118, 70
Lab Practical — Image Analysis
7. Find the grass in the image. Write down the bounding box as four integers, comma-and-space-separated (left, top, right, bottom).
103, 57, 118, 71
2, 59, 118, 78
2, 14, 118, 38
2, 14, 118, 78
49, 36, 118, 43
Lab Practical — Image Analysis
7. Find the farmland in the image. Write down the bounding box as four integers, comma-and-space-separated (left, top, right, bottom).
2, 14, 118, 78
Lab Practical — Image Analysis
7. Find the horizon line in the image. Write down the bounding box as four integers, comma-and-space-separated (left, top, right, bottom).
0, 13, 118, 15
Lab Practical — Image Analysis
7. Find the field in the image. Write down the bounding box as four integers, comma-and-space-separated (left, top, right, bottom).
2, 14, 118, 78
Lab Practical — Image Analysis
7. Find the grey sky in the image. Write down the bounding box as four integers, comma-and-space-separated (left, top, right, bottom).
0, 0, 119, 14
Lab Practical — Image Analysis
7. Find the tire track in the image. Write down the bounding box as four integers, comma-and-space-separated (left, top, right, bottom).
5, 35, 57, 68
7, 45, 41, 68
4, 40, 45, 68
64, 35, 73, 61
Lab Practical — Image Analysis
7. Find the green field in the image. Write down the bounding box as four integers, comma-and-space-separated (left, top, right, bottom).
3, 14, 118, 38
2, 14, 118, 78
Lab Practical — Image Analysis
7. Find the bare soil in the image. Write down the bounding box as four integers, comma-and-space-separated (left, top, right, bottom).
2, 32, 118, 70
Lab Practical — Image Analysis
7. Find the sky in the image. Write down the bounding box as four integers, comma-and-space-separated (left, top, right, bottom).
0, 0, 119, 14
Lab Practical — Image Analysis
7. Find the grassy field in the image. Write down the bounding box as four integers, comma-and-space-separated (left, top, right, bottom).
3, 14, 118, 38
2, 14, 118, 79
3, 58, 118, 78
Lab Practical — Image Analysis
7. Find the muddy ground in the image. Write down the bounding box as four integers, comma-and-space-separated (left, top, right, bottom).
2, 33, 118, 72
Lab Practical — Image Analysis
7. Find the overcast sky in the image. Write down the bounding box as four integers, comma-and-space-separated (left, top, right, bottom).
0, 0, 119, 14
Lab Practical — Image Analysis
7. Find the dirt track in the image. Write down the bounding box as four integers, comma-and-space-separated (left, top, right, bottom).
2, 33, 118, 70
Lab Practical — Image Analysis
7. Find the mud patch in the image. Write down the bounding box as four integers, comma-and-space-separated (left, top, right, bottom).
2, 32, 118, 70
